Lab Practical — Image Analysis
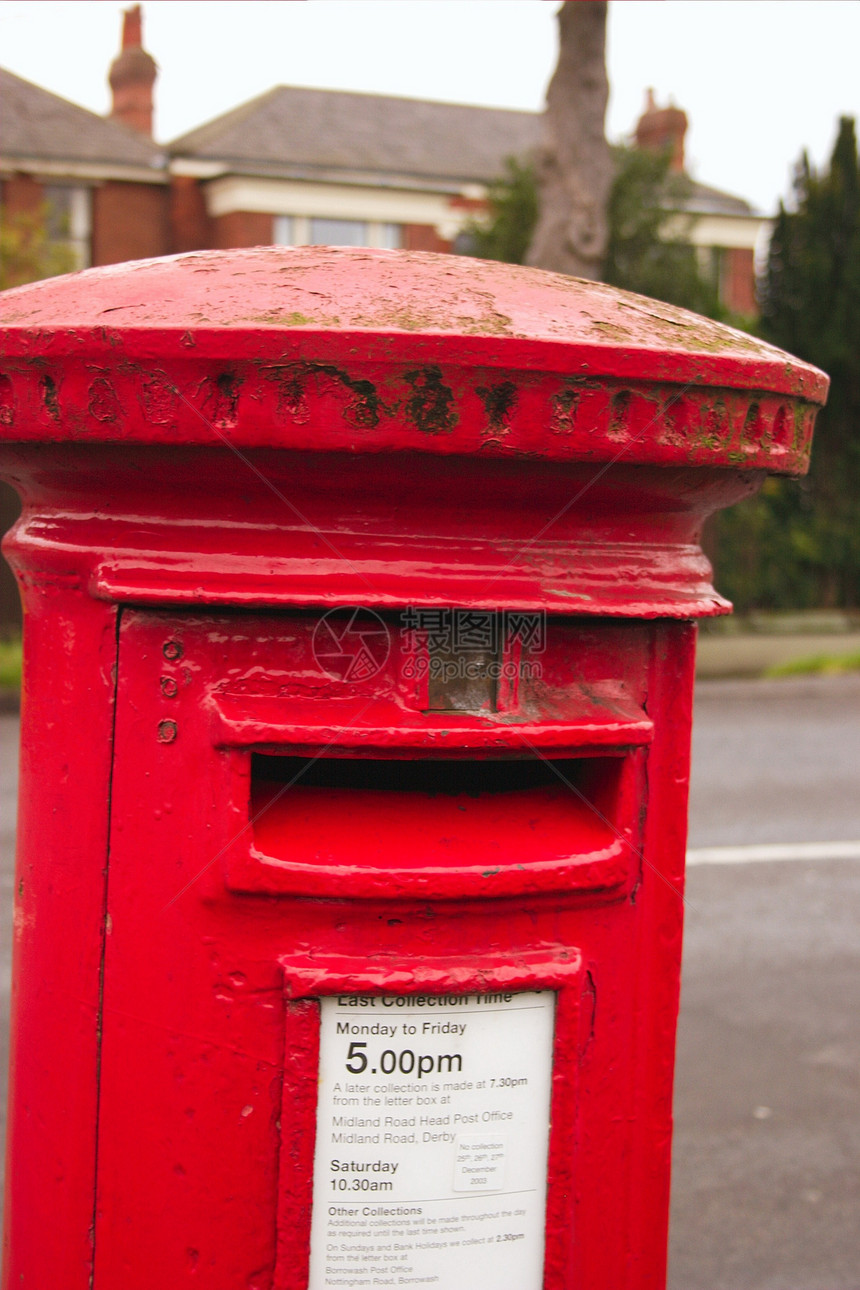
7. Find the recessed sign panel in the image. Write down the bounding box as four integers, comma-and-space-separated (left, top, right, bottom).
308, 990, 555, 1290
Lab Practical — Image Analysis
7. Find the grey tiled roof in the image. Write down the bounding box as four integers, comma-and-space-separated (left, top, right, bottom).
169, 85, 541, 186
685, 179, 758, 218
1, 66, 163, 171
2, 62, 760, 221
169, 84, 761, 220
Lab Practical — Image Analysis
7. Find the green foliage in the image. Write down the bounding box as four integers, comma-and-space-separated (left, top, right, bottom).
462, 157, 539, 265
0, 636, 22, 689
602, 146, 724, 317
463, 145, 725, 318
764, 649, 860, 678
715, 117, 860, 609
0, 206, 78, 290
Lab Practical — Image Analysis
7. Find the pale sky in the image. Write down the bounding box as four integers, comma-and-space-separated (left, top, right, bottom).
1, 1, 859, 216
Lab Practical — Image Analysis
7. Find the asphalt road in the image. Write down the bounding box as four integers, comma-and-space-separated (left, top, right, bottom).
688, 674, 860, 847
2, 673, 859, 1286
671, 858, 860, 1290
670, 674, 860, 1290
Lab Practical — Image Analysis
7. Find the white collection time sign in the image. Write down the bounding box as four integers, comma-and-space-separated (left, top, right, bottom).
308, 990, 556, 1290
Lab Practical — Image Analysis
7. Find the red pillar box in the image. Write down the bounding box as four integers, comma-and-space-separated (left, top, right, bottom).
0, 249, 826, 1289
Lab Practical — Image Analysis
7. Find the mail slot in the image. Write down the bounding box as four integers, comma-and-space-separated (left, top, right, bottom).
0, 247, 826, 1288
248, 751, 630, 879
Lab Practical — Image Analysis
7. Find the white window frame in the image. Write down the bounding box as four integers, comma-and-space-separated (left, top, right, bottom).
272, 215, 402, 250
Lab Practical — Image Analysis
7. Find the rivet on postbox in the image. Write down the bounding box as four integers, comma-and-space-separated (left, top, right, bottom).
156, 719, 178, 743
0, 248, 827, 1289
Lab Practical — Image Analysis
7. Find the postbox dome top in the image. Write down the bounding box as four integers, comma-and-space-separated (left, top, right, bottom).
0, 245, 825, 392
0, 246, 826, 473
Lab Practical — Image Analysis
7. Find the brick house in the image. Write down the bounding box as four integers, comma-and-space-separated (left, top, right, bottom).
167, 85, 537, 258
0, 54, 167, 275
2, 6, 765, 308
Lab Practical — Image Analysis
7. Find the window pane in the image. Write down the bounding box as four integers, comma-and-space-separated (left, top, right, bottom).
273, 215, 294, 245
42, 184, 91, 269
380, 223, 403, 250
309, 218, 368, 246
43, 185, 73, 241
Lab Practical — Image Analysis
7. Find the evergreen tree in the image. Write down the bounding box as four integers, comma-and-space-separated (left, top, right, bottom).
716, 117, 860, 608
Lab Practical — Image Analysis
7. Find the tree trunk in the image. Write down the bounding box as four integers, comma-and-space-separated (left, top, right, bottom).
527, 1, 612, 279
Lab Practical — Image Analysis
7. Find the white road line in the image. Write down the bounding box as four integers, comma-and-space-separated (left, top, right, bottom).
687, 840, 860, 866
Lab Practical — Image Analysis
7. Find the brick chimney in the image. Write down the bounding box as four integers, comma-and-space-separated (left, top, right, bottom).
109, 4, 157, 137
634, 89, 687, 173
